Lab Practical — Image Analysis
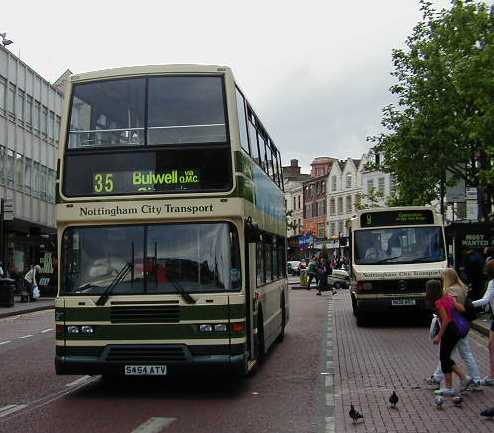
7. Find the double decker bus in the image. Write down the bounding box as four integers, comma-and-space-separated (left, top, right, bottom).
349, 207, 447, 326
55, 65, 288, 377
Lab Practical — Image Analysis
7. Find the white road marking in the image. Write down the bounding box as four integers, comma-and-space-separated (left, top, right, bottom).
19, 335, 33, 339
41, 328, 53, 333
131, 417, 176, 433
0, 340, 11, 346
65, 375, 91, 387
0, 404, 28, 417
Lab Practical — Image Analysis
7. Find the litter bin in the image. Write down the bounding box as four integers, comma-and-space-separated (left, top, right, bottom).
0, 278, 15, 307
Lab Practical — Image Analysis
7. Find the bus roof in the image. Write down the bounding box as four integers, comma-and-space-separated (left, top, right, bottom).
69, 64, 233, 84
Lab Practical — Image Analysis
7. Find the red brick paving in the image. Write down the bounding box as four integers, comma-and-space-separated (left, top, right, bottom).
332, 291, 494, 433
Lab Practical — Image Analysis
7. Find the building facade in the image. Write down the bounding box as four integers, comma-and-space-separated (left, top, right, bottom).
303, 157, 335, 239
0, 45, 64, 275
360, 152, 395, 207
283, 159, 310, 238
326, 158, 363, 238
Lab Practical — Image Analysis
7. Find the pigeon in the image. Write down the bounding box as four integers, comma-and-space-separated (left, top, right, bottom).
453, 395, 463, 407
434, 396, 444, 409
389, 391, 399, 409
481, 407, 494, 419
349, 405, 363, 424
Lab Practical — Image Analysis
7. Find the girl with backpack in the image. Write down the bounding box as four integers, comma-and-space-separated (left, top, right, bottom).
472, 260, 494, 386
426, 275, 472, 397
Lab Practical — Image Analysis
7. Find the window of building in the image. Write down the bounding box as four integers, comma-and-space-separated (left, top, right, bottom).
33, 101, 40, 132
346, 195, 352, 213
312, 202, 317, 217
7, 84, 15, 115
329, 198, 335, 215
297, 195, 301, 210
337, 197, 343, 215
0, 78, 5, 112
235, 88, 249, 154
329, 222, 336, 236
48, 111, 55, 140
337, 220, 344, 235
318, 223, 325, 238
15, 153, 23, 188
55, 115, 61, 142
6, 150, 14, 185
42, 107, 48, 137
0, 146, 4, 184
17, 90, 24, 122
346, 173, 352, 189
367, 179, 374, 193
378, 177, 385, 194
331, 175, 337, 191
297, 219, 301, 234
24, 158, 32, 191
354, 193, 361, 211
25, 96, 33, 126
323, 199, 327, 215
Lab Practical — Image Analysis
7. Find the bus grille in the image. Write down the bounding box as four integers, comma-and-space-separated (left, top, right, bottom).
105, 346, 187, 363
370, 278, 430, 294
110, 306, 181, 323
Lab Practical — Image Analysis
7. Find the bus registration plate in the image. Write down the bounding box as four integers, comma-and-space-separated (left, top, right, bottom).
124, 365, 167, 376
391, 299, 416, 306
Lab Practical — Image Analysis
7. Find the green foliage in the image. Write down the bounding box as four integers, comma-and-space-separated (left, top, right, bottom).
286, 209, 299, 232
369, 0, 494, 209
355, 188, 385, 210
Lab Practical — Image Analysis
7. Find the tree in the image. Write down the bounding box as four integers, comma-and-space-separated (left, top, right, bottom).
286, 210, 299, 233
355, 188, 386, 210
368, 0, 494, 217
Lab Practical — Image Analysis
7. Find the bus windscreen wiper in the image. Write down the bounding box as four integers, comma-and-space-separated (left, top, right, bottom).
95, 262, 133, 306
373, 255, 402, 264
169, 278, 196, 304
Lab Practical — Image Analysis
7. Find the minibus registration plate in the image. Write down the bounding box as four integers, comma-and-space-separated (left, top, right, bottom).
391, 299, 416, 306
124, 365, 167, 376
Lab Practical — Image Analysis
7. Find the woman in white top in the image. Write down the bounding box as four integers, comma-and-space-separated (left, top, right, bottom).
472, 260, 494, 386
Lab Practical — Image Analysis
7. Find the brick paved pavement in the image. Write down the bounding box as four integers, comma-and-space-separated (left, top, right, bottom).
331, 290, 494, 433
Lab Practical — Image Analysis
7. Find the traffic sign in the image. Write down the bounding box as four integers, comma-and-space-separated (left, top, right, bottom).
1, 199, 14, 221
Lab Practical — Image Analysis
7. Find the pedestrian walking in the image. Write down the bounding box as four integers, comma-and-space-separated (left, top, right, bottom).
306, 256, 319, 290
426, 278, 471, 397
23, 264, 41, 302
472, 260, 494, 386
463, 249, 484, 300
316, 257, 328, 296
426, 270, 481, 389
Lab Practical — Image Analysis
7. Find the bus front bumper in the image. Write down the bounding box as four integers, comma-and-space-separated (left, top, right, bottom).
55, 344, 248, 376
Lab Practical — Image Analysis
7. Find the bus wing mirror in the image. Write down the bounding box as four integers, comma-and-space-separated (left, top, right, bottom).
245, 219, 261, 242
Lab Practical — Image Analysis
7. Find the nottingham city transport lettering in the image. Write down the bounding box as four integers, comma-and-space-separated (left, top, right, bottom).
79, 203, 214, 217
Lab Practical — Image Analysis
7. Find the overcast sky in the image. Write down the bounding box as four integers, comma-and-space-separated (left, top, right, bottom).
4, 0, 451, 172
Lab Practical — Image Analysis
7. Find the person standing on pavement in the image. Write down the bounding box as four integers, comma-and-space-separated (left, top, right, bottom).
463, 249, 484, 300
316, 257, 328, 296
426, 278, 472, 397
23, 264, 41, 302
426, 269, 481, 389
472, 260, 494, 386
306, 256, 319, 290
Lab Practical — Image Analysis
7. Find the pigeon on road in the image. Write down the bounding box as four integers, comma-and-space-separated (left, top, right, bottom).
389, 391, 398, 409
481, 407, 494, 419
434, 396, 444, 409
349, 405, 363, 424
453, 395, 463, 407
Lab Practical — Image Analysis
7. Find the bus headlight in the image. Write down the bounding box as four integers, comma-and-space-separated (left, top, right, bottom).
214, 324, 227, 332
81, 326, 94, 335
67, 326, 80, 335
199, 324, 213, 332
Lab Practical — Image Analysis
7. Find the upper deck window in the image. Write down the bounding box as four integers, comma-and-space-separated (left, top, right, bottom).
147, 76, 226, 145
69, 78, 146, 148
67, 76, 227, 149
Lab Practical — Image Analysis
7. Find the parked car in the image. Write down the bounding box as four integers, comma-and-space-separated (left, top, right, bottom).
287, 260, 301, 275
328, 267, 350, 289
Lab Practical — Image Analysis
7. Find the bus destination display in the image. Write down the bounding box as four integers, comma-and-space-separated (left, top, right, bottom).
93, 169, 200, 194
361, 209, 434, 228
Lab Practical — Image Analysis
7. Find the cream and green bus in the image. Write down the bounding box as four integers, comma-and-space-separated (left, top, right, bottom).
349, 207, 447, 326
55, 65, 288, 377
